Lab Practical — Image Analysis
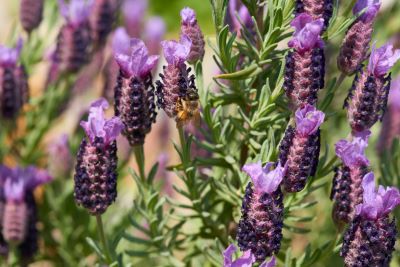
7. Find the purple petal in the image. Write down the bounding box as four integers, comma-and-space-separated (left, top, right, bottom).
242, 162, 285, 194
223, 244, 236, 266
288, 13, 324, 52
181, 7, 197, 25
161, 35, 192, 65
80, 98, 123, 144
103, 117, 124, 145
4, 178, 24, 203
335, 132, 370, 168
0, 38, 23, 68
231, 250, 255, 267
381, 187, 400, 216
368, 43, 400, 77
113, 28, 131, 57
227, 0, 252, 34
130, 39, 159, 77
59, 0, 93, 26
295, 104, 325, 136
353, 0, 381, 22
260, 257, 276, 267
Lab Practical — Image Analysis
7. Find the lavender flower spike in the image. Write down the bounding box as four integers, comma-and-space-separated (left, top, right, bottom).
295, 0, 333, 30
368, 43, 400, 78
345, 43, 398, 132
114, 37, 158, 145
89, 0, 117, 47
331, 132, 370, 225
54, 0, 92, 72
341, 172, 399, 267
279, 105, 323, 192
0, 166, 52, 248
237, 162, 284, 262
156, 35, 200, 125
337, 0, 381, 75
284, 14, 325, 108
74, 98, 123, 215
0, 39, 29, 119
20, 0, 44, 33
180, 7, 205, 63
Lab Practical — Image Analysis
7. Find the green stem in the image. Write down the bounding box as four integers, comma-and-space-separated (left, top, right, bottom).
133, 145, 146, 182
336, 73, 347, 91
343, 0, 358, 17
95, 215, 111, 263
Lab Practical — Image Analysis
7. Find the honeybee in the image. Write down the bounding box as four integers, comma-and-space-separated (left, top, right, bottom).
175, 88, 201, 127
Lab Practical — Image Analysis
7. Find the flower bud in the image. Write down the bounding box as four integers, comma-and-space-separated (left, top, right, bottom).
295, 0, 333, 30
144, 17, 166, 55
122, 0, 147, 38
74, 98, 124, 215
237, 162, 285, 262
279, 105, 324, 192
337, 0, 381, 75
20, 0, 44, 33
345, 43, 400, 132
284, 14, 325, 108
54, 0, 93, 73
47, 134, 73, 178
113, 30, 159, 146
156, 35, 200, 126
0, 39, 29, 119
180, 7, 205, 63
341, 173, 400, 266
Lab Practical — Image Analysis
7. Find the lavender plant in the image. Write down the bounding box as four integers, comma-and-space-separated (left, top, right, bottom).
0, 0, 400, 266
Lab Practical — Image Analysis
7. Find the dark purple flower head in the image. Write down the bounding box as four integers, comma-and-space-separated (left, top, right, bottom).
181, 7, 197, 26
80, 98, 124, 145
295, 104, 325, 136
113, 33, 159, 78
288, 13, 324, 53
335, 130, 370, 168
122, 0, 147, 37
58, 0, 93, 27
1, 166, 52, 203
356, 172, 400, 220
353, 0, 381, 23
0, 38, 23, 68
144, 17, 166, 54
223, 244, 255, 267
242, 162, 285, 194
367, 43, 400, 77
161, 35, 192, 66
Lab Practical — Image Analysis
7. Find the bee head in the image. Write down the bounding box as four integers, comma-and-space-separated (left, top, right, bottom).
185, 88, 199, 101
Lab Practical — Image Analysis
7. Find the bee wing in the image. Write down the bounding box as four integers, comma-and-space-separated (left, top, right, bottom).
191, 111, 201, 128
